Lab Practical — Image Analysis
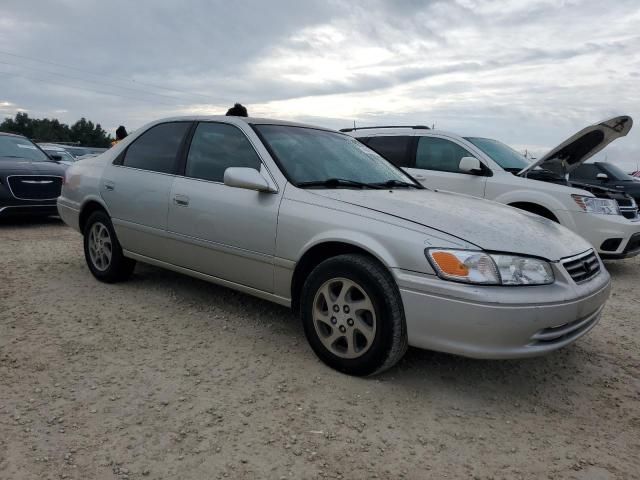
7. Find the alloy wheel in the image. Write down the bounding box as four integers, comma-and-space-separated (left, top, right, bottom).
312, 277, 377, 359
88, 222, 112, 272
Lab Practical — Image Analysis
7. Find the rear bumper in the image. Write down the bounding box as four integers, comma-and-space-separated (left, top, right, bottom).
393, 266, 611, 359
56, 200, 81, 232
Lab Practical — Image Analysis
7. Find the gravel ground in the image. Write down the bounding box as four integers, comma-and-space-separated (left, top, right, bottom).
1, 219, 639, 480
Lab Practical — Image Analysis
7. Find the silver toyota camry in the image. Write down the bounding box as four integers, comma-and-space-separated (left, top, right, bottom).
57, 116, 611, 376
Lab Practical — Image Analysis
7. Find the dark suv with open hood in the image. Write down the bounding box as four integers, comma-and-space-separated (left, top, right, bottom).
570, 162, 640, 206
0, 132, 66, 218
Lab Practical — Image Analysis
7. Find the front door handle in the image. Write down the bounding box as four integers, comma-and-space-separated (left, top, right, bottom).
414, 174, 426, 180
173, 194, 190, 207
104, 180, 115, 191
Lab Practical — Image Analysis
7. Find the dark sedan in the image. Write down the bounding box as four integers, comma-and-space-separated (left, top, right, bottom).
0, 132, 66, 218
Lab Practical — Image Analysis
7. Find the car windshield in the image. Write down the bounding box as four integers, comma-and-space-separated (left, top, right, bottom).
601, 163, 635, 181
254, 124, 417, 187
0, 135, 51, 162
465, 137, 532, 170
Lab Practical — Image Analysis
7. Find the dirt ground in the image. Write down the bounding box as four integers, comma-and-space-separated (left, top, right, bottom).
0, 219, 638, 480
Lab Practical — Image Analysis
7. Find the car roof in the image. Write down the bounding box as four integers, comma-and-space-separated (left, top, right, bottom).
346, 126, 464, 139
146, 115, 337, 133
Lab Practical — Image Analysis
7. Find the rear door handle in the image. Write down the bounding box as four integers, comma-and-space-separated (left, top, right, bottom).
104, 181, 115, 191
173, 194, 190, 206
414, 174, 426, 180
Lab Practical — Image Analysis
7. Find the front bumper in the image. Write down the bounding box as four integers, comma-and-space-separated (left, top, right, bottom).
0, 181, 58, 217
393, 262, 611, 359
0, 204, 59, 217
568, 211, 640, 259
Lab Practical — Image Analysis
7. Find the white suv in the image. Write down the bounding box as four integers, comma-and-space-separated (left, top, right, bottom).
346, 116, 640, 259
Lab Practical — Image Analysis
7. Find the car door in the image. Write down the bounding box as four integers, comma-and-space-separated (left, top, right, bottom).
165, 121, 281, 293
100, 121, 192, 260
405, 135, 488, 198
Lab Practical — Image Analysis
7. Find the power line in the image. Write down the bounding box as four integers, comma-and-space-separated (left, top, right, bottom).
0, 70, 179, 107
0, 49, 226, 104
0, 60, 191, 104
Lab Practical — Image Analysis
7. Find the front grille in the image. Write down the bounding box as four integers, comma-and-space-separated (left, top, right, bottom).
530, 305, 603, 345
7, 175, 63, 200
562, 249, 600, 284
617, 198, 639, 220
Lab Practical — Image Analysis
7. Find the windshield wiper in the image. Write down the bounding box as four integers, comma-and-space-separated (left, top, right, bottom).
371, 179, 422, 189
296, 178, 385, 189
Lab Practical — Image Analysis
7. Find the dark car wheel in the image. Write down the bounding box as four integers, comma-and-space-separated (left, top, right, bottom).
83, 210, 135, 283
300, 254, 408, 376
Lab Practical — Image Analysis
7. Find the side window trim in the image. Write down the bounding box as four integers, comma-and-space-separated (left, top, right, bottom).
112, 121, 194, 175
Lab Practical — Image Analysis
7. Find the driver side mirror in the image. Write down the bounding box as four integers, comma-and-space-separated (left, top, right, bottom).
459, 156, 484, 175
224, 167, 275, 192
49, 154, 63, 162
596, 173, 609, 181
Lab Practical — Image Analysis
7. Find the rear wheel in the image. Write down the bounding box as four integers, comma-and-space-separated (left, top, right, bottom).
300, 254, 407, 376
83, 210, 135, 283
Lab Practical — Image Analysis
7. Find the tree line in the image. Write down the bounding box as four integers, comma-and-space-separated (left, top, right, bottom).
0, 112, 112, 147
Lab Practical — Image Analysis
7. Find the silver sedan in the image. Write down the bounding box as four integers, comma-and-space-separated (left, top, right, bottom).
57, 116, 610, 375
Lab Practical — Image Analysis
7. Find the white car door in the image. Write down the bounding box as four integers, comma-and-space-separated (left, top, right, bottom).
405, 135, 488, 198
101, 121, 192, 259
165, 121, 281, 293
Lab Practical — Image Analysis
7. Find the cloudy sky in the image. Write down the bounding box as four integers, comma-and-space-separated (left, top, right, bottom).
1, 0, 639, 169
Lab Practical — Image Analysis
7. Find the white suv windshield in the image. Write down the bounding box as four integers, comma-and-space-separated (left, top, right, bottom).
466, 137, 531, 170
0, 136, 51, 162
255, 125, 417, 188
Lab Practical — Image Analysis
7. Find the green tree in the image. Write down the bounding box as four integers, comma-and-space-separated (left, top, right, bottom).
0, 113, 112, 147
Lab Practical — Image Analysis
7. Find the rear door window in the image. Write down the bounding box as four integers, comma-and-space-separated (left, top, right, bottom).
365, 136, 413, 167
122, 122, 191, 174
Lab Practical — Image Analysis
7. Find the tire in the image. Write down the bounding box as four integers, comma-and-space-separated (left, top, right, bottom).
83, 210, 135, 283
300, 254, 408, 376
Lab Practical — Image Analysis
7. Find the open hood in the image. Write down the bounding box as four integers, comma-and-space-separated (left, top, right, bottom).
518, 115, 632, 177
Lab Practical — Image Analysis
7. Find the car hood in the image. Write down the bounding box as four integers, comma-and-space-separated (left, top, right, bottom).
0, 157, 66, 175
310, 188, 592, 261
519, 115, 633, 177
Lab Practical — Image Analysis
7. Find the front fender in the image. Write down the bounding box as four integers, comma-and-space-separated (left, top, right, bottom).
492, 189, 577, 230
299, 229, 399, 270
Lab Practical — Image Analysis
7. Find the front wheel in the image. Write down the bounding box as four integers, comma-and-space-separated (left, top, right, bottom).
83, 210, 135, 283
300, 254, 408, 376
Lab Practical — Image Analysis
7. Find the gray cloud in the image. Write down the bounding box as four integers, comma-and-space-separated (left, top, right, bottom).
0, 0, 639, 170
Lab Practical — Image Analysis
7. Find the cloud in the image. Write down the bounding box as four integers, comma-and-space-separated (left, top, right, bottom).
0, 0, 639, 169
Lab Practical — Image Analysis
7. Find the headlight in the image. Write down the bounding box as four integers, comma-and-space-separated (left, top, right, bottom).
572, 195, 620, 215
426, 249, 554, 286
